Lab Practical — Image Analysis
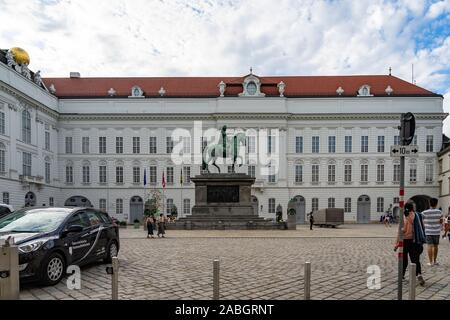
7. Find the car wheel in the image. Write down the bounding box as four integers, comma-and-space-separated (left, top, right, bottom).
104, 240, 119, 263
41, 252, 66, 286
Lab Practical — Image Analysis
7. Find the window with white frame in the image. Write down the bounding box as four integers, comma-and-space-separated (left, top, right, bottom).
394, 135, 400, 146
45, 159, 51, 184
345, 136, 352, 153
344, 163, 352, 182
166, 198, 173, 215
45, 131, 50, 151
82, 137, 89, 154
295, 136, 303, 153
0, 111, 5, 135
99, 165, 107, 183
312, 198, 319, 212
22, 110, 31, 144
23, 152, 31, 176
65, 137, 73, 154
116, 137, 123, 154
0, 143, 5, 173
116, 166, 124, 184
267, 163, 276, 183
82, 165, 90, 184
268, 198, 276, 214
247, 136, 256, 154
426, 135, 433, 152
328, 136, 336, 153
328, 197, 335, 208
295, 165, 303, 183
183, 199, 191, 215
49, 197, 54, 207
377, 197, 384, 213
132, 137, 140, 154
360, 164, 368, 182
116, 199, 123, 215
2, 192, 9, 205
166, 137, 174, 154
248, 165, 256, 178
267, 135, 276, 154
149, 166, 157, 185
328, 164, 335, 182
312, 136, 320, 153
66, 166, 73, 184
393, 164, 400, 182
167, 167, 174, 184
426, 162, 434, 182
148, 136, 157, 154
377, 136, 385, 153
344, 198, 351, 213
183, 166, 191, 184
133, 167, 140, 184
99, 137, 106, 154
182, 137, 191, 154
377, 164, 384, 182
99, 199, 107, 212
409, 164, 417, 182
394, 197, 399, 204
361, 136, 368, 153
312, 164, 320, 183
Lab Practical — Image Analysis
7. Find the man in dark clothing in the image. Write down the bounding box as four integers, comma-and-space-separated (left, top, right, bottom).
308, 211, 314, 230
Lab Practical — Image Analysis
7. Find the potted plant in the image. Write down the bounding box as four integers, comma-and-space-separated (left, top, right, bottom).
119, 221, 127, 228
133, 219, 141, 229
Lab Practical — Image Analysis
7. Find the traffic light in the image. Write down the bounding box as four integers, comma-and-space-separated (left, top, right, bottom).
400, 112, 415, 146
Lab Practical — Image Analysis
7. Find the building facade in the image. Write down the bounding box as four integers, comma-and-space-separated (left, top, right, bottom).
0, 49, 446, 223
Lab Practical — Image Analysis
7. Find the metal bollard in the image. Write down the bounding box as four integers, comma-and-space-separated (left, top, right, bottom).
111, 257, 119, 300
0, 237, 20, 300
213, 259, 220, 300
304, 261, 311, 300
409, 263, 416, 300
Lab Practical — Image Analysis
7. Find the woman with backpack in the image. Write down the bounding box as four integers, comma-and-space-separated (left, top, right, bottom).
395, 202, 426, 286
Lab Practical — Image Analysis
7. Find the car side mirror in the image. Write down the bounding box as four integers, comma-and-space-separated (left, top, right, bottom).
63, 224, 84, 235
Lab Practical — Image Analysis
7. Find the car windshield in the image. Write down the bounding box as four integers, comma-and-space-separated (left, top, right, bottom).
0, 208, 72, 233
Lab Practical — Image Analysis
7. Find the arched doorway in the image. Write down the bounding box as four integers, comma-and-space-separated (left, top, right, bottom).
65, 196, 92, 207
408, 195, 431, 213
288, 195, 306, 224
357, 195, 371, 223
251, 196, 259, 215
130, 196, 144, 223
25, 192, 36, 207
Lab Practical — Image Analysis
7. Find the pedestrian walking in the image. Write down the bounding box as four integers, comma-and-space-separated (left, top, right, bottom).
157, 213, 166, 238
395, 202, 426, 285
308, 211, 314, 230
146, 215, 155, 239
421, 198, 444, 266
384, 214, 391, 227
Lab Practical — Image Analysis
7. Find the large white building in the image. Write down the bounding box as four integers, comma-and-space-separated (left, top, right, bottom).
0, 48, 446, 223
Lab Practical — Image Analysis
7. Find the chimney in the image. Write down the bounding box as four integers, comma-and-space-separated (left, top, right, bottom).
70, 72, 81, 78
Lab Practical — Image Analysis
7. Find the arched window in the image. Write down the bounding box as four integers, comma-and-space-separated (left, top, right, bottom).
0, 142, 5, 173
22, 110, 31, 144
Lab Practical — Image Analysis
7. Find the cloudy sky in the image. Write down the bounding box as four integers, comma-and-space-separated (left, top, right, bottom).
1, 0, 449, 130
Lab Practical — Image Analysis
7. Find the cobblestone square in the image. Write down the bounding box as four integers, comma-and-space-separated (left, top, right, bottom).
20, 225, 450, 300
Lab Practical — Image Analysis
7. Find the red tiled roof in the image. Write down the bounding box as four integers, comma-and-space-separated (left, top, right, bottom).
42, 75, 438, 98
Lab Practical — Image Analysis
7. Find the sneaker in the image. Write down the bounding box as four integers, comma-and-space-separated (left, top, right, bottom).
417, 275, 425, 286
426, 262, 434, 266
434, 262, 440, 266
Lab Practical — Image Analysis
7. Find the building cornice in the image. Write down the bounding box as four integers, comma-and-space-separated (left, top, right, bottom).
0, 83, 59, 120
58, 112, 448, 122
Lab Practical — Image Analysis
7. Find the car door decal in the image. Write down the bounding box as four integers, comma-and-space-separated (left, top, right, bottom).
75, 225, 105, 263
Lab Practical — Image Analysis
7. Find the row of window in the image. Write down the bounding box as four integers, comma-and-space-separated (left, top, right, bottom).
66, 165, 192, 185
293, 162, 434, 183
295, 135, 432, 153
113, 198, 191, 215
1, 192, 54, 207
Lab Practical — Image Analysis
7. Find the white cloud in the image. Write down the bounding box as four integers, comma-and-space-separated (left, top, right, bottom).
0, 0, 448, 98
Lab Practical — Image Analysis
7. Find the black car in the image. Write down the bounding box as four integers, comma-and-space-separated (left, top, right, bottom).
0, 207, 120, 286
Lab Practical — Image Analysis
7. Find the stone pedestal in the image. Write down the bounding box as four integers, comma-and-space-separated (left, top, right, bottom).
170, 173, 285, 230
